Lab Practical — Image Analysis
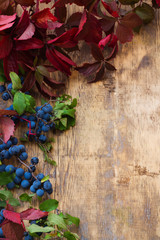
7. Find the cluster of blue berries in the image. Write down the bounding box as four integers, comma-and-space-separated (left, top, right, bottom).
0, 137, 53, 197
22, 103, 55, 143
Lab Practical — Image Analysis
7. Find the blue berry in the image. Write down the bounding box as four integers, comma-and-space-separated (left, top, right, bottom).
29, 165, 36, 172
0, 227, 4, 237
42, 125, 50, 132
16, 168, 24, 177
0, 85, 6, 93
21, 180, 30, 189
18, 145, 26, 152
27, 121, 36, 129
31, 157, 39, 165
2, 92, 10, 101
30, 220, 37, 225
36, 173, 44, 181
5, 165, 15, 173
35, 106, 41, 111
24, 234, 34, 240
30, 185, 36, 193
20, 115, 28, 121
43, 104, 53, 113
36, 128, 42, 136
0, 150, 10, 160
0, 164, 6, 172
14, 176, 22, 184
39, 135, 47, 143
11, 137, 18, 145
28, 116, 37, 121
19, 152, 28, 161
38, 120, 44, 127
36, 189, 44, 197
5, 104, 14, 110
33, 180, 41, 189
11, 145, 20, 155
6, 140, 12, 148
0, 143, 6, 151
37, 110, 44, 118
43, 113, 51, 121
0, 209, 4, 217
7, 83, 12, 91
0, 216, 4, 224
24, 172, 32, 180
43, 180, 52, 191
7, 181, 15, 189
46, 188, 53, 194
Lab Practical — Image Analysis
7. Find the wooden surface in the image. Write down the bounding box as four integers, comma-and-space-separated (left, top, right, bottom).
3, 4, 160, 240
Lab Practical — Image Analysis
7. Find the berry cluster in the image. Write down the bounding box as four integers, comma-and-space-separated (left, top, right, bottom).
22, 103, 55, 143
0, 84, 11, 101
0, 137, 53, 197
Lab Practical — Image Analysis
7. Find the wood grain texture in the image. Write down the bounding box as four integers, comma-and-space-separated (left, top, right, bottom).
1, 3, 160, 240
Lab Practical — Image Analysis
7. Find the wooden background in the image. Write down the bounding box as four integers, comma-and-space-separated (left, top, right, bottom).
3, 3, 160, 240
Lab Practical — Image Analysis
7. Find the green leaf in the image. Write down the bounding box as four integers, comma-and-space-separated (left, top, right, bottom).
0, 201, 6, 207
39, 199, 59, 212
63, 231, 80, 240
13, 91, 26, 115
28, 224, 54, 234
8, 197, 20, 206
65, 214, 80, 227
0, 172, 15, 185
37, 66, 50, 78
10, 72, 22, 90
44, 234, 53, 240
24, 94, 36, 113
48, 213, 68, 229
63, 109, 76, 118
0, 190, 13, 199
118, 0, 139, 5
19, 193, 35, 203
41, 175, 50, 183
70, 98, 77, 108
0, 75, 6, 83
134, 3, 154, 24
60, 118, 67, 127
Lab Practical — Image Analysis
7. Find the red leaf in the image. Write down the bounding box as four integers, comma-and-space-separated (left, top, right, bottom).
120, 12, 142, 29
0, 110, 17, 116
15, 0, 35, 6
32, 8, 57, 28
17, 22, 35, 40
155, 0, 160, 7
3, 211, 21, 225
36, 81, 57, 98
55, 5, 67, 23
47, 21, 63, 30
66, 12, 82, 28
88, 64, 105, 83
0, 0, 10, 13
0, 35, 12, 59
90, 43, 104, 61
2, 222, 24, 240
0, 22, 15, 31
76, 62, 101, 76
106, 44, 118, 60
14, 10, 30, 38
46, 48, 71, 75
48, 28, 78, 48
99, 18, 115, 35
3, 49, 18, 80
16, 38, 44, 51
98, 35, 111, 49
105, 61, 116, 71
53, 0, 93, 7
101, 0, 119, 18
116, 23, 133, 43
0, 117, 15, 143
20, 208, 48, 220
21, 71, 36, 92
75, 10, 102, 43
54, 49, 76, 66
43, 77, 65, 89
0, 13, 16, 25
